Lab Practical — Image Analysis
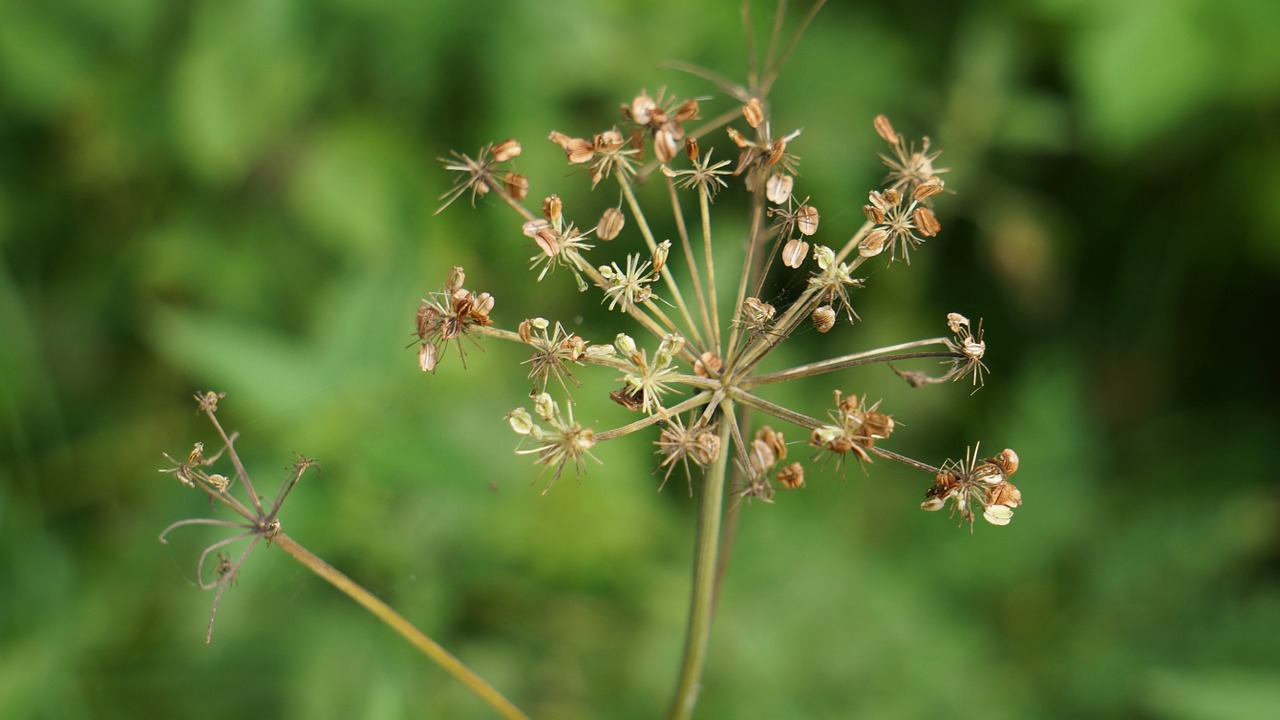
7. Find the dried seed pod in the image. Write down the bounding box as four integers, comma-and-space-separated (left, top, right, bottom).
796, 205, 819, 236
542, 195, 563, 224
859, 228, 889, 258
609, 386, 645, 412
743, 98, 764, 128
782, 238, 809, 269
987, 481, 1022, 508
694, 351, 722, 378
684, 136, 700, 162
523, 219, 558, 257
691, 430, 721, 466
594, 129, 624, 152
564, 137, 594, 164
597, 207, 625, 241
811, 304, 836, 333
517, 319, 534, 343
748, 437, 777, 474
946, 312, 970, 333
416, 304, 442, 339
654, 128, 678, 164
491, 138, 522, 163
652, 239, 671, 274
988, 448, 1019, 477
756, 426, 787, 461
913, 206, 941, 237
548, 131, 571, 149
675, 98, 700, 123
766, 173, 794, 204
504, 172, 528, 201
873, 114, 899, 145
776, 462, 804, 489
913, 176, 945, 201
726, 126, 750, 148
418, 343, 438, 373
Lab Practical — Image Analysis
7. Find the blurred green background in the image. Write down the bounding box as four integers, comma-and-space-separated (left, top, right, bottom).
3, 0, 1279, 718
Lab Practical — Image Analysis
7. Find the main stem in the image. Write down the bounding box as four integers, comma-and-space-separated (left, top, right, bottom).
667, 410, 733, 720
272, 532, 531, 720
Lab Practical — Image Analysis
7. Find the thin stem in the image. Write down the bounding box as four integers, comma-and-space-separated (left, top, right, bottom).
699, 186, 722, 354
727, 388, 821, 430
667, 407, 733, 720
618, 174, 705, 351
593, 391, 714, 443
204, 410, 264, 518
868, 445, 944, 475
666, 177, 714, 346
740, 343, 958, 389
272, 532, 531, 720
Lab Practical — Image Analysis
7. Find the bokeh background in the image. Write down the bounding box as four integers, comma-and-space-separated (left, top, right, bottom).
3, 0, 1279, 718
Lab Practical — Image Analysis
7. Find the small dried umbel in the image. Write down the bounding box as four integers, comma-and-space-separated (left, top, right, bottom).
920, 445, 1022, 530
414, 266, 495, 373
159, 392, 317, 643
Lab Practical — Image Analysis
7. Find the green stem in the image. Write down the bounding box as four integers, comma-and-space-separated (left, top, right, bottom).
272, 532, 531, 720
667, 409, 733, 720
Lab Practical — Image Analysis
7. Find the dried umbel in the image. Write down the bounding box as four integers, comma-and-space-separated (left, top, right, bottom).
423, 86, 1014, 525
419, 5, 1019, 715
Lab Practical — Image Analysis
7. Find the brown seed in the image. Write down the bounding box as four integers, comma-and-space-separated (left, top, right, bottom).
796, 205, 819, 236
913, 206, 941, 237
743, 98, 764, 128
594, 129, 624, 152
517, 319, 534, 343
609, 386, 645, 412
987, 481, 1022, 508
416, 304, 442, 339
691, 430, 721, 466
418, 343, 437, 373
654, 128, 678, 164
542, 195, 562, 224
684, 136, 700, 162
782, 238, 809, 269
548, 131, 571, 149
756, 426, 787, 461
988, 448, 1019, 477
491, 138, 522, 163
726, 126, 750, 149
859, 228, 889, 258
766, 173, 793, 205
565, 137, 594, 164
504, 172, 528, 201
597, 207, 625, 241
674, 98, 700, 123
913, 176, 945, 201
873, 114, 899, 145
811, 304, 835, 333
776, 462, 804, 489
694, 351, 722, 378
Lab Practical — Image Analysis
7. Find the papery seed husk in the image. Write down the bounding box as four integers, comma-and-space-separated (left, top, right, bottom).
675, 98, 700, 123
598, 207, 625, 241
694, 351, 722, 378
492, 139, 522, 163
859, 228, 889, 257
782, 238, 809, 269
654, 128, 678, 164
766, 173, 793, 204
914, 206, 941, 237
542, 196, 562, 224
777, 462, 804, 489
418, 343, 437, 372
504, 172, 528, 201
565, 138, 594, 164
812, 304, 836, 333
743, 98, 764, 128
796, 205, 819, 236
914, 176, 945, 201
684, 136, 699, 162
873, 114, 899, 145
862, 203, 885, 224
517, 319, 534, 343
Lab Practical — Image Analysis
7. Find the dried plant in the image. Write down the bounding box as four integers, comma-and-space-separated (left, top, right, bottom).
415, 2, 1022, 716
160, 2, 1021, 718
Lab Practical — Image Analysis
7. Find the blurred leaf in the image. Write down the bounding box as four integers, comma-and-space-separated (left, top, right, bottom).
171, 0, 321, 184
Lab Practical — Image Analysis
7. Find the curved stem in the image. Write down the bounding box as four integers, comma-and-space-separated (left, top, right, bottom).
667, 409, 733, 720
272, 532, 531, 720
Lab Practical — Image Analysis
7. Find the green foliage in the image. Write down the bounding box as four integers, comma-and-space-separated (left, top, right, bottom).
2, 1, 1278, 718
